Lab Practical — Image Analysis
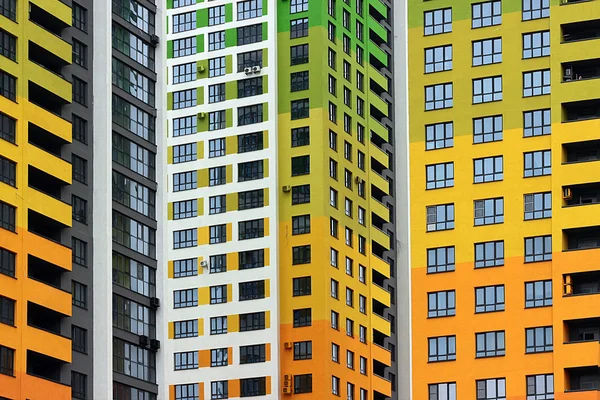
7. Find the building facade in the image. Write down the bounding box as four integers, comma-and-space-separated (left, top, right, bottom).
408, 0, 600, 398
164, 0, 396, 399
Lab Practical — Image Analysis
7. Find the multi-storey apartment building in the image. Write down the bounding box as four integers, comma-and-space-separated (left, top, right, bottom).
408, 0, 600, 398
164, 0, 397, 399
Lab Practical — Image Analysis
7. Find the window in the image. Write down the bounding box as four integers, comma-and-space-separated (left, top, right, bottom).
239, 249, 264, 270
292, 215, 310, 235
174, 289, 198, 308
174, 319, 198, 338
0, 0, 16, 21
424, 8, 452, 35
72, 281, 87, 309
328, 48, 336, 69
173, 37, 196, 58
208, 6, 225, 26
175, 351, 198, 370
112, 24, 155, 69
238, 77, 263, 99
524, 150, 551, 177
211, 381, 228, 400
175, 384, 199, 400
473, 38, 502, 66
0, 247, 15, 277
238, 131, 263, 153
211, 348, 228, 367
331, 279, 339, 299
238, 160, 264, 182
294, 341, 312, 360
328, 22, 336, 43
238, 50, 263, 71
426, 162, 454, 189
472, 0, 501, 28
0, 295, 14, 326
425, 83, 453, 110
291, 44, 309, 65
173, 199, 198, 220
0, 200, 14, 232
427, 246, 455, 273
291, 0, 308, 13
332, 376, 340, 395
291, 71, 309, 92
524, 31, 550, 58
429, 382, 456, 400
112, 253, 156, 297
346, 318, 354, 337
345, 257, 353, 277
527, 374, 554, 399
526, 326, 553, 353
346, 287, 354, 307
239, 219, 264, 240
208, 31, 225, 51
238, 24, 263, 46
425, 45, 452, 73
0, 112, 15, 143
329, 102, 337, 123
241, 377, 267, 397
474, 156, 503, 183
475, 285, 505, 313
209, 56, 225, 77
475, 241, 504, 268
474, 198, 504, 226
428, 335, 456, 362
239, 280, 265, 300
113, 0, 154, 34
0, 345, 13, 376
426, 204, 455, 232
71, 372, 87, 400
173, 89, 196, 110
238, 189, 264, 210
331, 310, 339, 329
291, 155, 310, 176
523, 0, 549, 20
345, 227, 353, 246
0, 155, 15, 187
359, 295, 366, 313
240, 344, 266, 364
292, 245, 311, 265
173, 143, 197, 164
346, 350, 354, 369
524, 109, 551, 137
477, 378, 506, 400
238, 0, 262, 20
240, 312, 266, 331
174, 228, 197, 249
72, 76, 87, 105
428, 290, 456, 317
112, 211, 157, 257
332, 343, 339, 362
208, 83, 225, 103
173, 0, 195, 7
209, 254, 227, 274
524, 192, 551, 220
0, 70, 14, 102
174, 11, 196, 32
525, 236, 552, 262
72, 39, 86, 67
331, 248, 338, 267
359, 325, 367, 342
474, 115, 503, 143
293, 277, 311, 296
294, 374, 312, 394
524, 70, 550, 97
209, 166, 226, 186
473, 76, 502, 103
476, 331, 505, 358
73, 3, 87, 31
426, 122, 453, 150
209, 224, 227, 244
526, 280, 552, 308
238, 104, 264, 126
358, 207, 365, 225
210, 316, 227, 335
174, 258, 198, 278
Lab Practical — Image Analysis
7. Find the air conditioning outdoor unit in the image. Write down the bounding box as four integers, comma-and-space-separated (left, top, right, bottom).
563, 187, 572, 200
284, 342, 293, 349
150, 339, 160, 351
355, 176, 362, 184
244, 67, 253, 75
198, 112, 206, 119
282, 185, 291, 192
139, 335, 149, 347
200, 260, 208, 268
198, 65, 205, 72
282, 388, 292, 394
252, 66, 262, 73
150, 297, 160, 309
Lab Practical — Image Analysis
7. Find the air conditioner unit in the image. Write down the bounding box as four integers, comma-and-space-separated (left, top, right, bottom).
284, 341, 293, 349
282, 185, 291, 192
252, 66, 262, 73
282, 388, 292, 394
284, 374, 293, 380
150, 297, 160, 309
564, 66, 573, 81
198, 112, 206, 119
355, 176, 362, 184
150, 339, 160, 351
198, 65, 205, 72
200, 260, 208, 268
150, 34, 159, 46
139, 335, 149, 347
563, 187, 572, 200
244, 67, 253, 75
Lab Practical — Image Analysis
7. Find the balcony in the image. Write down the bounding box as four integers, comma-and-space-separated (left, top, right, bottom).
27, 350, 67, 384
563, 99, 600, 122
28, 2, 69, 38
28, 41, 68, 78
28, 209, 69, 245
566, 367, 600, 392
564, 140, 600, 163
563, 19, 600, 43
28, 122, 69, 158
28, 81, 69, 118
28, 254, 67, 291
564, 59, 600, 82
564, 183, 600, 207
566, 318, 600, 341
27, 302, 65, 336
565, 272, 600, 296
564, 226, 600, 251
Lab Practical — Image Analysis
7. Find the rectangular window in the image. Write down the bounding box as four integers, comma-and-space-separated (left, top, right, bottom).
237, 50, 262, 71
424, 8, 452, 36
475, 241, 504, 268
0, 200, 15, 232
475, 285, 505, 313
473, 76, 502, 103
238, 0, 262, 20
426, 162, 454, 189
238, 24, 263, 45
0, 155, 15, 187
240, 344, 266, 364
0, 112, 16, 144
524, 109, 551, 137
72, 195, 87, 224
173, 228, 197, 249
291, 155, 310, 176
291, 17, 308, 39
429, 383, 456, 400
173, 11, 196, 33
173, 258, 198, 278
474, 156, 503, 183
238, 189, 264, 210
426, 122, 453, 150
291, 44, 309, 65
174, 320, 198, 339
291, 0, 309, 13
527, 374, 553, 399
428, 336, 456, 362
525, 235, 552, 263
239, 249, 264, 270
474, 115, 503, 143
240, 312, 266, 331
112, 24, 155, 69
238, 104, 264, 126
71, 372, 87, 400
293, 276, 311, 296
208, 6, 225, 26
173, 63, 196, 85
210, 316, 227, 335
209, 254, 227, 274
291, 99, 310, 120
174, 36, 196, 58
473, 38, 502, 66
72, 3, 87, 32
173, 171, 197, 191
208, 83, 225, 103
428, 290, 456, 317
0, 295, 14, 326
526, 326, 553, 353
173, 89, 196, 109
426, 204, 455, 232
523, 0, 549, 21
524, 150, 551, 177
72, 281, 87, 309
474, 198, 504, 226
294, 374, 312, 394
425, 45, 452, 73
476, 332, 505, 358
238, 160, 264, 181
208, 138, 225, 157
209, 166, 225, 186
208, 31, 225, 51
173, 143, 197, 164
175, 351, 198, 370
210, 348, 228, 367
238, 77, 263, 99
477, 378, 506, 400
291, 127, 309, 147
291, 71, 309, 92
294, 308, 311, 327
209, 56, 226, 77
523, 31, 550, 58
472, 1, 501, 28
238, 132, 263, 153
524, 192, 552, 220
427, 246, 455, 273
526, 280, 552, 308
174, 288, 198, 308
0, 247, 15, 277
173, 199, 197, 220
524, 70, 550, 97
209, 224, 227, 244
113, 97, 155, 142
240, 377, 267, 397
0, 0, 16, 21
175, 384, 199, 400
72, 39, 86, 67
72, 76, 87, 105
292, 245, 311, 265
292, 215, 310, 235
294, 341, 312, 360
211, 381, 228, 399
0, 345, 13, 376
425, 83, 453, 110
239, 280, 264, 301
